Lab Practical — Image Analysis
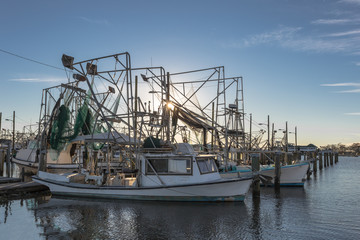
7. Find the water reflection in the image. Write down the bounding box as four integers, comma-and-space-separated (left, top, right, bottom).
0, 185, 309, 240
251, 192, 262, 240
2, 157, 360, 239
0, 200, 12, 224
30, 196, 252, 239
274, 188, 283, 230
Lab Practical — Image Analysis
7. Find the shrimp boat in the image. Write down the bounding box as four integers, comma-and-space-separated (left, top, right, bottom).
33, 143, 252, 201
32, 52, 253, 201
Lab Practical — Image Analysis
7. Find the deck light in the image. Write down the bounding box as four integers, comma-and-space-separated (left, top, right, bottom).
109, 86, 115, 93
62, 54, 74, 69
73, 74, 87, 82
141, 74, 148, 82
86, 63, 98, 75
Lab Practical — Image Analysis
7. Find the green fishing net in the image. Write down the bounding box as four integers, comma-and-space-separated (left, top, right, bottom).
50, 105, 70, 152
49, 103, 103, 161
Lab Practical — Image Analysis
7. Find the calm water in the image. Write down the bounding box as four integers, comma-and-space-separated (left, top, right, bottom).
1, 157, 360, 240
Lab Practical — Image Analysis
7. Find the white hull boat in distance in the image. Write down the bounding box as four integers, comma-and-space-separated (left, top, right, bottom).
13, 140, 79, 174
221, 162, 310, 187
13, 137, 122, 174
33, 170, 252, 202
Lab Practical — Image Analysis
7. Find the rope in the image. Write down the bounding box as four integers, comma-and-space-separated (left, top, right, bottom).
0, 48, 64, 71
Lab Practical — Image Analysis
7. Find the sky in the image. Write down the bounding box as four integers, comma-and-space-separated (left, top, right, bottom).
1, 0, 360, 147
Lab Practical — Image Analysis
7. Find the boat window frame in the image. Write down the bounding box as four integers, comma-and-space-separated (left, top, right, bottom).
145, 156, 193, 176
196, 156, 218, 175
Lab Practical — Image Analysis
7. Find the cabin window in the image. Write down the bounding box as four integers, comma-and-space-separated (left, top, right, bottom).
168, 159, 191, 174
147, 158, 168, 174
197, 157, 218, 174
146, 158, 191, 175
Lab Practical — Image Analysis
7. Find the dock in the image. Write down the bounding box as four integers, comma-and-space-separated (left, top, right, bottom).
0, 177, 49, 198
0, 177, 21, 184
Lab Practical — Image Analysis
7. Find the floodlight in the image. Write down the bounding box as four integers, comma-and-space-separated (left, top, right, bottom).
141, 74, 148, 82
86, 63, 98, 75
62, 54, 74, 69
73, 74, 87, 82
109, 86, 115, 93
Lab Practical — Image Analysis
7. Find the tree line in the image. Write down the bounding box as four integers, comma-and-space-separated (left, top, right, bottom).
321, 143, 360, 156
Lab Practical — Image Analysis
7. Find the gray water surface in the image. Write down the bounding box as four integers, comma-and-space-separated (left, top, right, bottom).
1, 157, 360, 239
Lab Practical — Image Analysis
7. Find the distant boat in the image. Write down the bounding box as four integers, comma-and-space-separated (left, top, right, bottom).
13, 140, 78, 174
33, 143, 253, 202
13, 133, 126, 174
220, 161, 310, 186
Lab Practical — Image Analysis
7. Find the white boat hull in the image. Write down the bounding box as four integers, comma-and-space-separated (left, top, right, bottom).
221, 162, 310, 186
33, 173, 253, 202
260, 162, 309, 186
12, 157, 122, 174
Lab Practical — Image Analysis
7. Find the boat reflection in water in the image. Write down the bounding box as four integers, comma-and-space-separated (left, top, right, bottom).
31, 196, 252, 239
2, 157, 360, 240
28, 188, 308, 239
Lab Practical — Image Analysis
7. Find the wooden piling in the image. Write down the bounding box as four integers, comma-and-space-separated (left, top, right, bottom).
21, 167, 25, 182
252, 154, 260, 195
0, 150, 4, 177
38, 150, 47, 172
6, 146, 10, 177
38, 129, 48, 172
313, 152, 317, 174
327, 152, 330, 166
335, 152, 338, 163
307, 161, 312, 180
330, 152, 334, 165
319, 152, 323, 170
274, 153, 281, 188
324, 152, 327, 168
286, 153, 292, 165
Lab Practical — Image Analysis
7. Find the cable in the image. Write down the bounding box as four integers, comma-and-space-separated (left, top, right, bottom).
0, 48, 64, 71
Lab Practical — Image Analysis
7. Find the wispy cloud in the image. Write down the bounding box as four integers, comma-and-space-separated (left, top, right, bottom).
78, 17, 109, 25
234, 26, 354, 53
322, 82, 360, 94
312, 19, 353, 25
242, 26, 302, 47
232, 24, 360, 54
338, 89, 360, 93
9, 78, 64, 83
326, 29, 360, 37
321, 82, 360, 87
339, 0, 360, 5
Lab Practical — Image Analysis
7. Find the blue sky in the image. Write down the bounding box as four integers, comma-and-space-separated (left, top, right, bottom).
1, 0, 360, 146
